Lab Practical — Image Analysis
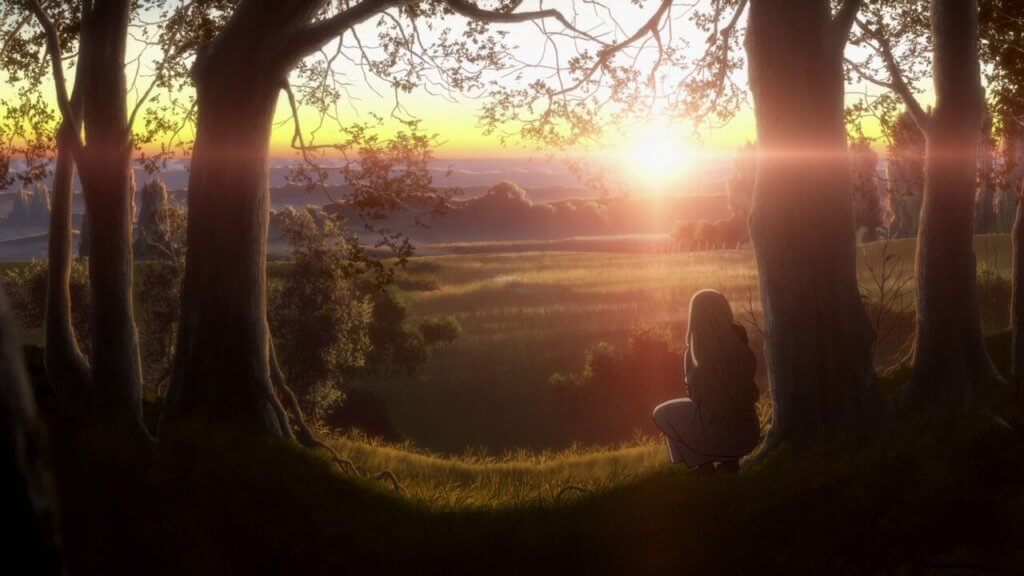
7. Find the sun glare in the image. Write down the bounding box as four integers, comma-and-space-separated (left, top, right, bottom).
619, 122, 695, 194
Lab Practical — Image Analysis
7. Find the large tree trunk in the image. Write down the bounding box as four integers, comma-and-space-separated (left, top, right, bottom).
0, 291, 64, 575
903, 0, 1000, 410
45, 87, 91, 415
745, 0, 882, 450
160, 3, 319, 435
76, 0, 145, 432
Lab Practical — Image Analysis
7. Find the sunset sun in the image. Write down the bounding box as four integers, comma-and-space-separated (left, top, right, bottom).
620, 121, 695, 193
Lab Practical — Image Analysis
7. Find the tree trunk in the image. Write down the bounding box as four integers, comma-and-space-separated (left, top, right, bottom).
974, 114, 996, 234
0, 291, 64, 575
160, 4, 317, 434
1013, 191, 1024, 400
745, 0, 882, 450
76, 0, 146, 432
45, 87, 91, 415
903, 0, 1000, 410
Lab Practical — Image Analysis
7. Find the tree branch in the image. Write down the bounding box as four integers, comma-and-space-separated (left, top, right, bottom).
0, 13, 31, 57
856, 17, 931, 133
23, 0, 84, 153
833, 0, 862, 39
293, 0, 412, 59
550, 0, 674, 97
442, 0, 609, 45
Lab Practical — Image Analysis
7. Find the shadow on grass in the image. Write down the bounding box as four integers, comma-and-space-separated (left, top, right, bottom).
46, 334, 1024, 575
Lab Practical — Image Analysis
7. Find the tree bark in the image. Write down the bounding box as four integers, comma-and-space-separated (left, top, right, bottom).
161, 1, 322, 435
75, 0, 146, 432
1012, 184, 1024, 400
745, 0, 882, 450
45, 90, 91, 416
975, 114, 996, 234
903, 0, 1000, 410
0, 291, 64, 575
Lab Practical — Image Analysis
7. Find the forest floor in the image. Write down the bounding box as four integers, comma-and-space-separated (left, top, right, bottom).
48, 341, 1024, 575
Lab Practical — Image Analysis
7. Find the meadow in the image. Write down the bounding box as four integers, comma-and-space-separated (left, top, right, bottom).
366, 234, 1011, 454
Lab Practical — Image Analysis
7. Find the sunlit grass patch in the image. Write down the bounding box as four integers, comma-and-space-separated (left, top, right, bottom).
317, 427, 666, 509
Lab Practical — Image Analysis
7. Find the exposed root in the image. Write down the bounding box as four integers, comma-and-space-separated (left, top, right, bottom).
370, 470, 408, 496
269, 336, 405, 495
555, 484, 592, 500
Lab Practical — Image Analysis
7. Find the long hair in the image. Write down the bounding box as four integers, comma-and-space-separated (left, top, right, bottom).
686, 290, 758, 427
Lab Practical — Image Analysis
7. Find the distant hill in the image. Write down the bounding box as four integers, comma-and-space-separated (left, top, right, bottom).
321, 181, 729, 244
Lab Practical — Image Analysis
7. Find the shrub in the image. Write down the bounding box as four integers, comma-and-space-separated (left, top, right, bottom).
977, 264, 1011, 333
548, 324, 684, 439
1, 260, 90, 351
269, 209, 373, 419
419, 316, 462, 349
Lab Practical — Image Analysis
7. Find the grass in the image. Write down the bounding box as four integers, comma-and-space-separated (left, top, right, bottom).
7, 233, 1014, 455
319, 428, 664, 509
26, 234, 1024, 574
48, 369, 1024, 575
364, 234, 1012, 454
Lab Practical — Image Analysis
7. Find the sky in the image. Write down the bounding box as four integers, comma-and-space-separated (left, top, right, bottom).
1, 0, 910, 181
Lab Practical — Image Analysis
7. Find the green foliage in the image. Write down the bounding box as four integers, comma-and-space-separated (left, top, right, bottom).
268, 209, 373, 420
0, 259, 89, 349
136, 261, 182, 395
135, 201, 187, 396
418, 316, 462, 349
977, 262, 1012, 332
361, 286, 428, 378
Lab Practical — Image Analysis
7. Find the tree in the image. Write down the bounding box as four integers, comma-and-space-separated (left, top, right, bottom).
17, 0, 147, 433
161, 0, 658, 436
726, 142, 756, 235
884, 111, 926, 239
857, 0, 1001, 411
743, 0, 883, 448
133, 179, 173, 261
978, 0, 1024, 396
975, 113, 998, 233
980, 0, 1024, 233
268, 208, 372, 421
419, 316, 462, 349
850, 138, 883, 242
670, 221, 696, 251
0, 290, 63, 575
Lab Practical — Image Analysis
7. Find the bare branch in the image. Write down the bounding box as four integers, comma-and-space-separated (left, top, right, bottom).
442, 0, 609, 45
550, 0, 674, 97
856, 17, 931, 133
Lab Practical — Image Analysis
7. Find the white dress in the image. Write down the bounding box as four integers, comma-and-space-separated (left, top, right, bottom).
652, 338, 760, 467
652, 398, 760, 466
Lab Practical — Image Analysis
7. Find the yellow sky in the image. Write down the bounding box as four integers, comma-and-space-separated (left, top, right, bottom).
1, 2, 905, 163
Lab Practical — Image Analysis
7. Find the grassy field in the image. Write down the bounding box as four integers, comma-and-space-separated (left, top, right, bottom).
5, 233, 1013, 455
366, 234, 1011, 454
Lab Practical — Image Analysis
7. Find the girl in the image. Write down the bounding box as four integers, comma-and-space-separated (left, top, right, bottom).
652, 289, 761, 475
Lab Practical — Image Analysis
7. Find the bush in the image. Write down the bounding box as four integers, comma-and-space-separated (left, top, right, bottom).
977, 264, 1011, 333
419, 316, 462, 349
548, 324, 684, 439
1, 260, 90, 351
360, 285, 429, 378
269, 209, 373, 419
